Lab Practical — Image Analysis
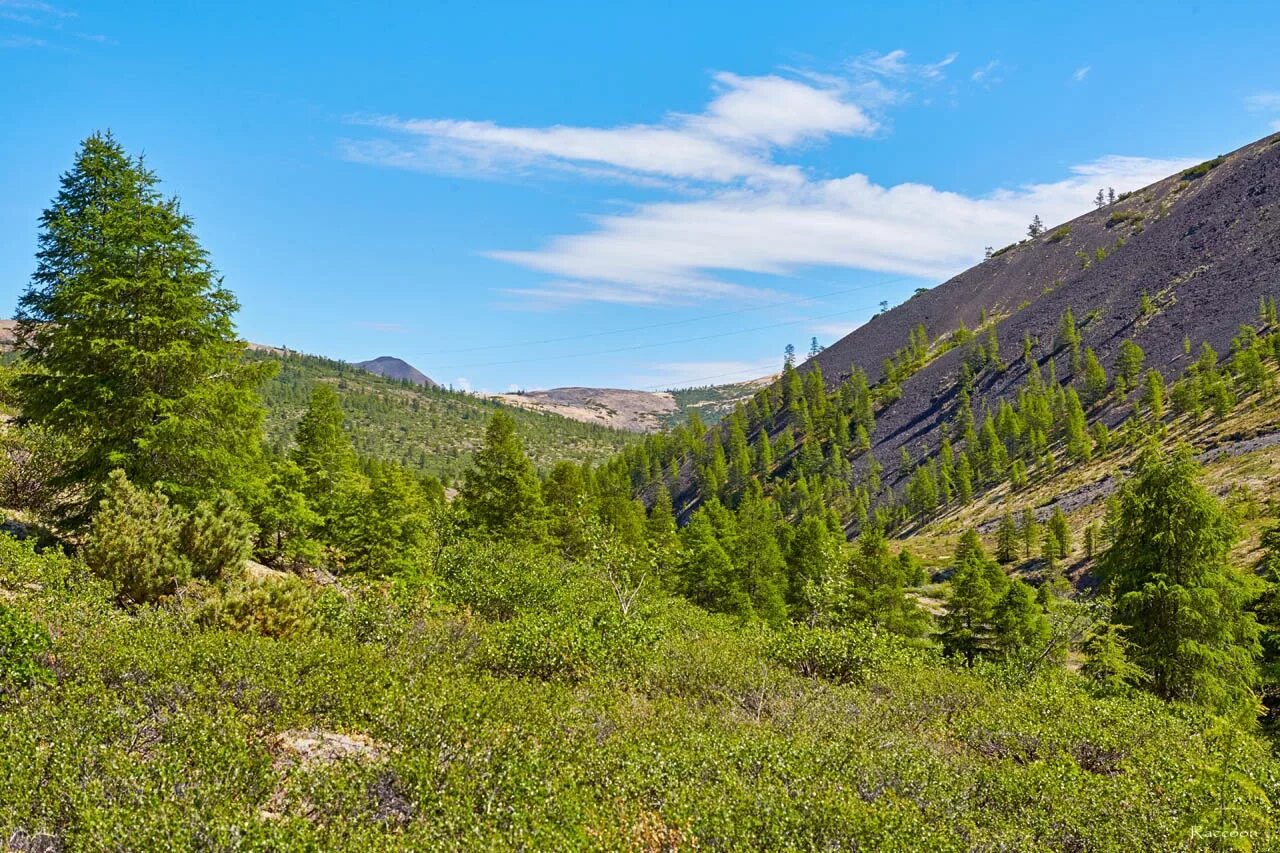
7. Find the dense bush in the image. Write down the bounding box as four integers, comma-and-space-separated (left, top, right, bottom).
198, 576, 314, 639
182, 496, 255, 582
82, 470, 191, 604
0, 603, 51, 690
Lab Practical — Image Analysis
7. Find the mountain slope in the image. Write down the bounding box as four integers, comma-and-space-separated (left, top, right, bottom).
809, 131, 1280, 484
354, 355, 439, 388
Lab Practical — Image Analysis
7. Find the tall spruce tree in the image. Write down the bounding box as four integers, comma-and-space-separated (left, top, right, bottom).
1098, 445, 1261, 718
15, 133, 271, 520
459, 412, 547, 541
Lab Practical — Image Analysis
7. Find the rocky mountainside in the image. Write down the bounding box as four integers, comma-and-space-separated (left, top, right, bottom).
808, 131, 1280, 486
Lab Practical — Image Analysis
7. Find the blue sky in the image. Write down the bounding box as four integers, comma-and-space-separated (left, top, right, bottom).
3, 1, 1280, 393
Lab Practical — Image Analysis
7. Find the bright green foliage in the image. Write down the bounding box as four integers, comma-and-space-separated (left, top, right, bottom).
292, 384, 359, 505
726, 488, 789, 624
14, 133, 271, 520
82, 469, 190, 604
1081, 620, 1146, 692
1114, 339, 1146, 392
459, 413, 547, 541
253, 459, 323, 567
942, 532, 1008, 655
1056, 308, 1082, 373
336, 463, 437, 576
258, 351, 634, 482
996, 512, 1019, 563
1063, 388, 1091, 460
0, 603, 52, 690
1, 533, 1278, 848
1047, 508, 1071, 560
1141, 368, 1166, 420
180, 496, 254, 582
842, 525, 929, 637
1098, 446, 1261, 718
679, 508, 735, 608
199, 576, 314, 639
991, 580, 1051, 662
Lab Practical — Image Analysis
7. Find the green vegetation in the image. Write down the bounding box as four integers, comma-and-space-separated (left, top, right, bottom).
255, 349, 634, 482
1182, 155, 1227, 180
2, 132, 1280, 848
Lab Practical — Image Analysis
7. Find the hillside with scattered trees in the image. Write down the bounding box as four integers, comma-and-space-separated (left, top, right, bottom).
2, 132, 1279, 850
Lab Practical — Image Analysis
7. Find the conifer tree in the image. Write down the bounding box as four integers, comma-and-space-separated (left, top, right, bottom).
679, 510, 741, 613
459, 412, 547, 541
15, 133, 271, 520
1141, 368, 1166, 421
1047, 507, 1071, 559
844, 524, 929, 637
941, 530, 1008, 662
729, 488, 790, 624
1020, 508, 1039, 560
1114, 340, 1146, 392
1098, 445, 1261, 717
292, 384, 358, 505
996, 512, 1019, 563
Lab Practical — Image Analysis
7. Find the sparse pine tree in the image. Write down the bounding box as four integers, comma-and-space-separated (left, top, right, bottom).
1027, 215, 1045, 238
1020, 508, 1039, 561
1141, 368, 1166, 420
1114, 340, 1145, 392
996, 512, 1019, 563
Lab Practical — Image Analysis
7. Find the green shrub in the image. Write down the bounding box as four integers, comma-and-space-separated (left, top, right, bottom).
438, 538, 571, 620
1107, 209, 1146, 228
0, 602, 51, 689
199, 576, 314, 638
82, 470, 190, 604
1045, 225, 1071, 243
181, 496, 255, 582
1181, 155, 1225, 180
767, 624, 927, 684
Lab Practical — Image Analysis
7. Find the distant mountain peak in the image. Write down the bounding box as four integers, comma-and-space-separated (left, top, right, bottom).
354, 355, 439, 388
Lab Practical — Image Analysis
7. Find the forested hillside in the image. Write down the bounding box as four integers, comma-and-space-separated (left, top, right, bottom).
3, 132, 1280, 850
252, 349, 634, 482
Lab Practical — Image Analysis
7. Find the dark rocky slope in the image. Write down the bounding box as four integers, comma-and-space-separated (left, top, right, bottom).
808, 132, 1280, 486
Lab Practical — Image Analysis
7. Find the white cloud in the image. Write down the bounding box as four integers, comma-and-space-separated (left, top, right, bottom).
489, 154, 1194, 305
852, 49, 956, 82
453, 377, 471, 392
971, 60, 1002, 84
1072, 65, 1091, 83
343, 70, 879, 188
348, 61, 1199, 307
1245, 92, 1280, 111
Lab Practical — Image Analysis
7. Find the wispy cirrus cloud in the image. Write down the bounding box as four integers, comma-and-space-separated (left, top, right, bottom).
1071, 65, 1091, 83
343, 71, 882, 188
346, 58, 1195, 307
0, 0, 110, 47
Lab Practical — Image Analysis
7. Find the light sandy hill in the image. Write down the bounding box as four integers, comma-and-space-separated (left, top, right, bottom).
492, 387, 678, 433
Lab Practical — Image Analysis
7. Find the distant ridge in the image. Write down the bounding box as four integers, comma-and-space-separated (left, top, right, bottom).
353, 355, 439, 389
